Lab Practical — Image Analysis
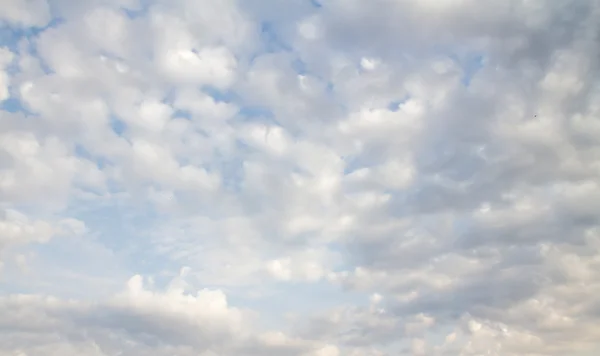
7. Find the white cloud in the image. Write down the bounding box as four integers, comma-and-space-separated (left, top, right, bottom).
0, 47, 14, 101
0, 274, 335, 356
157, 45, 238, 88
265, 247, 340, 282
1, 0, 600, 355
0, 131, 106, 208
0, 0, 51, 28
0, 209, 87, 268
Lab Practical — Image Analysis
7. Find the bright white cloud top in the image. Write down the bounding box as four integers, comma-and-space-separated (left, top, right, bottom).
0, 0, 599, 355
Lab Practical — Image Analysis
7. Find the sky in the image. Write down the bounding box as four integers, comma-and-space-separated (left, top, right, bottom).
0, 0, 600, 355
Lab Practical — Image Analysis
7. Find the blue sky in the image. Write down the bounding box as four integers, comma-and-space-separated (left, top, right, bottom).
1, 0, 600, 355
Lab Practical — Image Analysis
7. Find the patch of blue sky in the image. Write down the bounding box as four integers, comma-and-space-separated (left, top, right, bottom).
309, 0, 323, 8
0, 97, 22, 112
174, 83, 279, 132
250, 19, 321, 85
71, 146, 116, 193
171, 108, 192, 121
325, 81, 334, 93
118, 241, 182, 279
341, 143, 394, 175
461, 54, 485, 86
238, 105, 274, 121
0, 261, 44, 294
0, 19, 59, 113
22, 196, 160, 281
0, 91, 41, 117
260, 21, 293, 53
97, 181, 122, 204
342, 155, 365, 176
325, 240, 367, 274
218, 135, 251, 162
217, 158, 246, 195
65, 195, 162, 247
201, 85, 237, 103
0, 17, 63, 52
292, 57, 308, 75
430, 44, 485, 86
0, 24, 58, 81
387, 94, 411, 112
2, 56, 19, 78
70, 151, 126, 213
109, 115, 127, 136
440, 50, 485, 86
72, 157, 109, 197
74, 143, 95, 160
121, 0, 153, 19
207, 18, 333, 133
15, 238, 131, 300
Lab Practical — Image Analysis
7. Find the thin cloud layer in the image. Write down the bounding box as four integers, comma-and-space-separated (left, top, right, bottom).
1, 0, 600, 355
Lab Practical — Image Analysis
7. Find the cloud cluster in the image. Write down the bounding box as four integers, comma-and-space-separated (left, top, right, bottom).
0, 273, 339, 356
1, 0, 600, 355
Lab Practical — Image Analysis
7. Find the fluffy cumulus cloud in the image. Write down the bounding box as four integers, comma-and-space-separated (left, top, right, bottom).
1, 0, 600, 355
